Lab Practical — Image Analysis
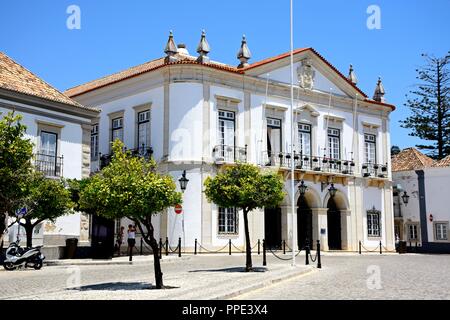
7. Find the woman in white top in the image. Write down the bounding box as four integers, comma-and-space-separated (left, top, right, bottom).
127, 224, 136, 258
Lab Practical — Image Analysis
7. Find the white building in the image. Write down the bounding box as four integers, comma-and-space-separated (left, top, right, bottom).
392, 148, 450, 253
0, 52, 99, 248
66, 32, 396, 253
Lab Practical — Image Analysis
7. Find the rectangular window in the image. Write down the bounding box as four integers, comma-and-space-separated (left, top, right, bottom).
435, 223, 448, 241
367, 210, 381, 237
218, 207, 238, 235
327, 128, 340, 160
38, 131, 58, 176
364, 134, 376, 163
267, 117, 282, 155
137, 110, 151, 151
407, 224, 418, 241
217, 110, 235, 160
91, 124, 99, 161
111, 117, 123, 143
298, 123, 311, 157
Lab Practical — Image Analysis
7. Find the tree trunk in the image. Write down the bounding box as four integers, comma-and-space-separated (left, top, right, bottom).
139, 218, 164, 289
242, 209, 252, 272
24, 219, 33, 248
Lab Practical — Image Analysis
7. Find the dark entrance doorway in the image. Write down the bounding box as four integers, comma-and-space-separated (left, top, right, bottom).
297, 196, 312, 250
327, 198, 341, 250
265, 207, 282, 249
91, 215, 115, 259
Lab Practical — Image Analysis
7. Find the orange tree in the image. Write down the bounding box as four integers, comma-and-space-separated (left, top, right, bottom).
204, 164, 285, 271
79, 140, 181, 288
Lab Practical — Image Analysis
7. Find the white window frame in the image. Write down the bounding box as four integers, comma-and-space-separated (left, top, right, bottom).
364, 133, 377, 164
367, 208, 381, 238
111, 117, 124, 143
434, 222, 449, 241
137, 110, 151, 150
298, 123, 311, 157
218, 207, 238, 235
327, 128, 340, 160
407, 223, 419, 241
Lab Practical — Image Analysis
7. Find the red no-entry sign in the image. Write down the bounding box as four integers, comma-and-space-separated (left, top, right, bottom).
175, 204, 183, 214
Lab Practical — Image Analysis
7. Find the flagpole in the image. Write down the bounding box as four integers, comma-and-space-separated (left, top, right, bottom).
289, 0, 296, 266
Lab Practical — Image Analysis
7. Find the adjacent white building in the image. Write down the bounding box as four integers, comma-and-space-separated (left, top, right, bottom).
392, 148, 450, 253
0, 52, 99, 247
66, 32, 397, 253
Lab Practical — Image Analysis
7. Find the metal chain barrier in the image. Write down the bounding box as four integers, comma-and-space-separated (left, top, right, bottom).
231, 242, 246, 253
382, 245, 397, 253
268, 247, 303, 260
309, 250, 318, 263
197, 242, 229, 253
360, 243, 380, 252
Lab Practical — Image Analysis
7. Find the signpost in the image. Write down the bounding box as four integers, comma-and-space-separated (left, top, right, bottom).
15, 207, 27, 242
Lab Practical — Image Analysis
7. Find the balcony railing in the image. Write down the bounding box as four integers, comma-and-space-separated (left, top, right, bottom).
261, 151, 355, 175
362, 162, 388, 178
35, 153, 63, 177
99, 145, 154, 170
212, 145, 247, 163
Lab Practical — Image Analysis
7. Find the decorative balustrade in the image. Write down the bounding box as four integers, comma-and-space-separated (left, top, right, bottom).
212, 145, 247, 163
361, 162, 388, 178
261, 151, 355, 175
35, 153, 63, 177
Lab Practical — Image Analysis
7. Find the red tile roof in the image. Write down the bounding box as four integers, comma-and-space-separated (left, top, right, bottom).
0, 52, 91, 110
391, 148, 435, 172
432, 155, 450, 167
64, 48, 395, 111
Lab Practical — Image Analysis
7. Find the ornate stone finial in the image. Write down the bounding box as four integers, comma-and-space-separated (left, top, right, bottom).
196, 30, 210, 63
297, 59, 315, 90
373, 77, 386, 102
164, 30, 178, 63
237, 35, 252, 68
348, 64, 358, 85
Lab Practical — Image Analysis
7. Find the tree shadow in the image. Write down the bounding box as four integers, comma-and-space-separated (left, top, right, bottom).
67, 282, 179, 291
189, 267, 268, 273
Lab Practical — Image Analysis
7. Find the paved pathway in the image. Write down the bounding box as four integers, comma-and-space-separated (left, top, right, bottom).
234, 254, 450, 300
0, 253, 312, 300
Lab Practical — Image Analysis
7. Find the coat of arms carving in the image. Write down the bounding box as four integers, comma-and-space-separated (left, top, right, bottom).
297, 59, 315, 90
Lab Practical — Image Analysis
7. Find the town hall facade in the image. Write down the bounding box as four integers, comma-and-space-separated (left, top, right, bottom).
66, 31, 396, 252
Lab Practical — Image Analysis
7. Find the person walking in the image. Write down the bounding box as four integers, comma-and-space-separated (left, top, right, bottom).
115, 226, 125, 256
127, 224, 136, 261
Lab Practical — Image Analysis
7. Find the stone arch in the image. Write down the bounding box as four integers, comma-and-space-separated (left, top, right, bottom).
322, 187, 349, 210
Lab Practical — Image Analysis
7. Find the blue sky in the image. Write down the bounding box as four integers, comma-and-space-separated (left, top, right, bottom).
0, 0, 449, 149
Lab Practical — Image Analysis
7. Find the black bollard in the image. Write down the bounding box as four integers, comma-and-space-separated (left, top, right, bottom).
140, 237, 143, 256
165, 237, 169, 256
415, 241, 418, 252
159, 238, 162, 259
262, 239, 267, 266
195, 238, 197, 255
283, 240, 286, 255
305, 243, 310, 265
317, 240, 322, 269
129, 242, 133, 262
380, 241, 382, 255
229, 239, 232, 255
258, 239, 260, 255
359, 240, 362, 254
178, 237, 181, 257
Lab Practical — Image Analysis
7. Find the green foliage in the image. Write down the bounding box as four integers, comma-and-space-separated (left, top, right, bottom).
204, 163, 285, 212
17, 172, 73, 226
79, 140, 182, 221
0, 111, 34, 234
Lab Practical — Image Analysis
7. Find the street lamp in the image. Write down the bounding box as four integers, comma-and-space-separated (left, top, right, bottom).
328, 183, 337, 198
401, 191, 410, 206
178, 170, 189, 193
298, 180, 308, 197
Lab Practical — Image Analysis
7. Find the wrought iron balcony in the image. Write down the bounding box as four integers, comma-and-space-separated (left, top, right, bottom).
99, 145, 154, 170
212, 145, 247, 163
261, 151, 355, 175
35, 153, 63, 177
362, 162, 388, 178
